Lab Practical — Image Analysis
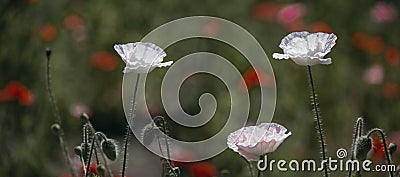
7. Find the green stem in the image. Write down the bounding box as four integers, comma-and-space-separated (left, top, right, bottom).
86, 123, 113, 176
46, 48, 77, 177
367, 128, 394, 177
85, 135, 97, 177
122, 74, 141, 177
307, 66, 328, 177
245, 159, 254, 177
348, 118, 363, 177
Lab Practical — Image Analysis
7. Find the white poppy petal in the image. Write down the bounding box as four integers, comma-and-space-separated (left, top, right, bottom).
275, 31, 337, 65
318, 58, 332, 65
272, 53, 290, 60
114, 42, 172, 73
227, 123, 291, 161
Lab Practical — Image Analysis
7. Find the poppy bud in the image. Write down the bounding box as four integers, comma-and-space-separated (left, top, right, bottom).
80, 113, 90, 122
354, 136, 372, 160
101, 139, 118, 161
51, 123, 62, 136
389, 143, 397, 155
74, 146, 82, 156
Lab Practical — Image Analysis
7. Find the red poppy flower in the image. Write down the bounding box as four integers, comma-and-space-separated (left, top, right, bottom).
0, 81, 34, 105
252, 2, 282, 21
40, 23, 57, 42
188, 162, 217, 177
370, 135, 391, 160
382, 82, 399, 99
352, 32, 384, 55
64, 14, 85, 31
385, 47, 400, 66
90, 51, 119, 72
239, 67, 273, 92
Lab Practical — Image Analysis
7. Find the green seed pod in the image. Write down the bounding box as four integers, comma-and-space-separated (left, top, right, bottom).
51, 123, 62, 136
74, 146, 82, 157
354, 136, 372, 161
389, 143, 397, 155
101, 139, 118, 161
141, 123, 159, 146
80, 113, 90, 122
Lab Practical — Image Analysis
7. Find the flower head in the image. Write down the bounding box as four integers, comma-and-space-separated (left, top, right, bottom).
273, 31, 337, 66
114, 42, 173, 73
227, 123, 291, 161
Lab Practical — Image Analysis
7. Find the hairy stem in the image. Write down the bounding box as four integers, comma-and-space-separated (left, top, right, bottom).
245, 159, 254, 177
307, 66, 328, 177
348, 117, 363, 177
122, 74, 141, 177
86, 123, 113, 176
367, 128, 394, 177
46, 48, 77, 177
85, 135, 97, 177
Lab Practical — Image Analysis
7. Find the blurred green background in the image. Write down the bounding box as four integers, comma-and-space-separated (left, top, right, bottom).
1, 0, 400, 177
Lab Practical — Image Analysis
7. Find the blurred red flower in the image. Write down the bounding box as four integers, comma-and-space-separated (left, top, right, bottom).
309, 21, 332, 33
0, 81, 34, 105
352, 32, 384, 55
370, 2, 397, 23
252, 2, 282, 21
40, 23, 57, 42
188, 162, 217, 177
385, 47, 400, 66
370, 135, 391, 160
239, 67, 273, 92
64, 14, 85, 31
90, 51, 119, 72
63, 14, 87, 41
382, 82, 399, 99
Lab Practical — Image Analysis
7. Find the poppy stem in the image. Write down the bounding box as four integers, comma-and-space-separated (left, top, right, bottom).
307, 65, 329, 177
46, 48, 77, 177
85, 134, 97, 177
348, 117, 364, 177
244, 158, 255, 177
85, 122, 113, 176
122, 74, 140, 177
367, 128, 394, 177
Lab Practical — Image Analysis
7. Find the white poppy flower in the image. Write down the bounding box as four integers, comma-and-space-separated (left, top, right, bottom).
227, 123, 291, 161
114, 42, 173, 73
273, 31, 337, 66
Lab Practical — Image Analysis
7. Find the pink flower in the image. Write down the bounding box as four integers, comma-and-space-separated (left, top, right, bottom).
370, 2, 397, 23
363, 64, 384, 85
227, 123, 291, 161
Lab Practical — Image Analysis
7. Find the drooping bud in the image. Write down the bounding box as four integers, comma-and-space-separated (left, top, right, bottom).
101, 138, 118, 161
141, 123, 160, 146
389, 143, 397, 155
354, 136, 372, 160
51, 123, 62, 136
74, 146, 82, 156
